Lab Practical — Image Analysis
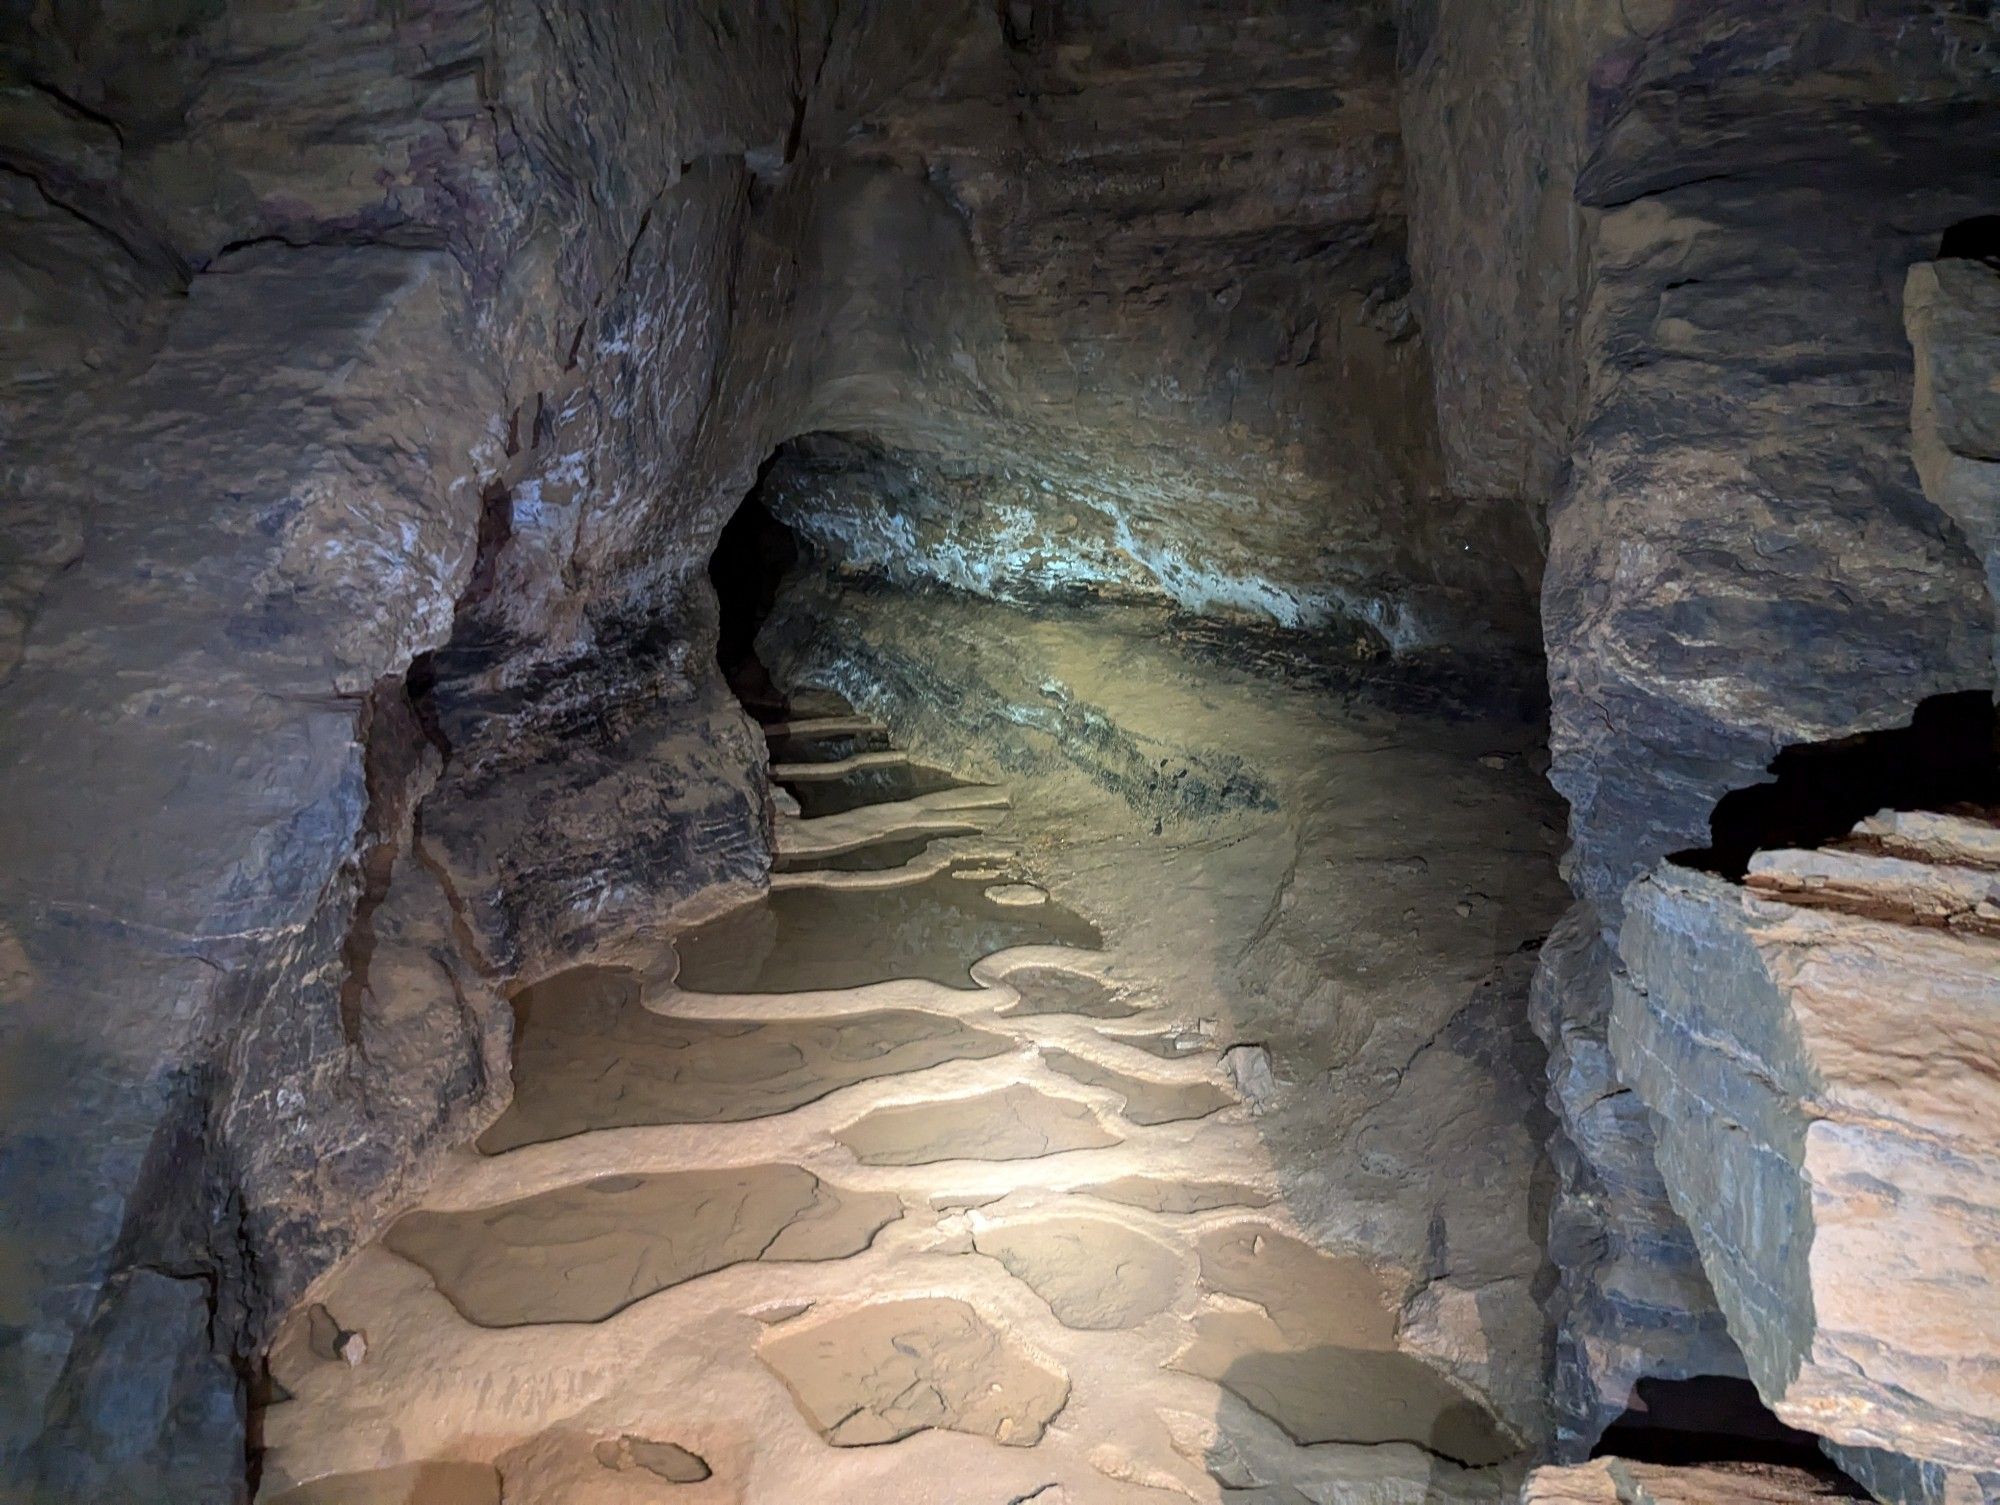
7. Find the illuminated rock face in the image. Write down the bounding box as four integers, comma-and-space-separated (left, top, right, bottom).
1521, 1457, 1853, 1503
1614, 814, 2000, 1487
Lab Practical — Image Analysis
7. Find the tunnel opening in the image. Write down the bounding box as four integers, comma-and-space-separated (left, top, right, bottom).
1674, 691, 1999, 879
1592, 1376, 1865, 1491
709, 460, 805, 724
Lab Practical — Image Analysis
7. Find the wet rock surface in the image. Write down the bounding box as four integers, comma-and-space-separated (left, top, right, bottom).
255, 634, 1556, 1501
673, 863, 1103, 994
481, 968, 1011, 1151
384, 1166, 900, 1326
835, 1085, 1122, 1168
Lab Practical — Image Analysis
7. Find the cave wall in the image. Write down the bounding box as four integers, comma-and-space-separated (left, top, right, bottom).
1396, 0, 2000, 1487
760, 0, 1545, 652
0, 3, 964, 1495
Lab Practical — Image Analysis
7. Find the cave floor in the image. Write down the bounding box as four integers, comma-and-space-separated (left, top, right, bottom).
257, 621, 1567, 1504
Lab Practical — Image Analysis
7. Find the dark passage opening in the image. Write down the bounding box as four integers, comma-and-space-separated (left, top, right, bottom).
1675, 691, 1999, 879
1939, 214, 2000, 266
709, 466, 803, 722
1593, 1376, 1864, 1492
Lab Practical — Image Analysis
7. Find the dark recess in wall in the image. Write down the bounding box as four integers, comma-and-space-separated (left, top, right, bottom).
1938, 214, 2000, 266
1592, 1375, 1866, 1492
709, 461, 804, 721
1675, 691, 2000, 878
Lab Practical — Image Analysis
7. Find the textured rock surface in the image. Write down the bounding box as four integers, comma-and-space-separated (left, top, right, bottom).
1549, 159, 1995, 921
1528, 903, 1743, 1458
1520, 1456, 1855, 1504
1907, 256, 2000, 681
758, 4, 1542, 650
1398, 3, 2000, 1467
1391, 0, 1620, 510
1613, 814, 2000, 1478
0, 4, 948, 1493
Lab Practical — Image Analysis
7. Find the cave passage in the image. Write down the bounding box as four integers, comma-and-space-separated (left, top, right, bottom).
14, 5, 2000, 1504
709, 480, 805, 723
256, 594, 1569, 1502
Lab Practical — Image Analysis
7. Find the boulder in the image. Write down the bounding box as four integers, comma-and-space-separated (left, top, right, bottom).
1613, 812, 2000, 1476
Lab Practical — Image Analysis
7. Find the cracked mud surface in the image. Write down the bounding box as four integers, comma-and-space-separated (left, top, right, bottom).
257, 673, 1557, 1502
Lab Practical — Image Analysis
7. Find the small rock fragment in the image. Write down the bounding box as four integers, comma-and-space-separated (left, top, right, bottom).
305, 1304, 365, 1366
1221, 1043, 1276, 1112
985, 882, 1049, 907
593, 1436, 711, 1484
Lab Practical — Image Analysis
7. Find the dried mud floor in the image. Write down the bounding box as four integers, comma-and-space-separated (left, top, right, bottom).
257, 708, 1536, 1505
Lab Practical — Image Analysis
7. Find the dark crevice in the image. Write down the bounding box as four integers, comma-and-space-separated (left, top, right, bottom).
462, 480, 515, 609
1674, 691, 2000, 879
335, 679, 430, 1048
0, 160, 190, 288
1938, 214, 2000, 267
709, 455, 806, 722
1592, 1376, 1866, 1493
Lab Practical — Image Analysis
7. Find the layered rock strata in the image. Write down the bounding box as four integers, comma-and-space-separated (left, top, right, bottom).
1613, 812, 2000, 1490
1521, 1456, 1858, 1504
1398, 3, 2000, 1466
1528, 904, 1743, 1456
